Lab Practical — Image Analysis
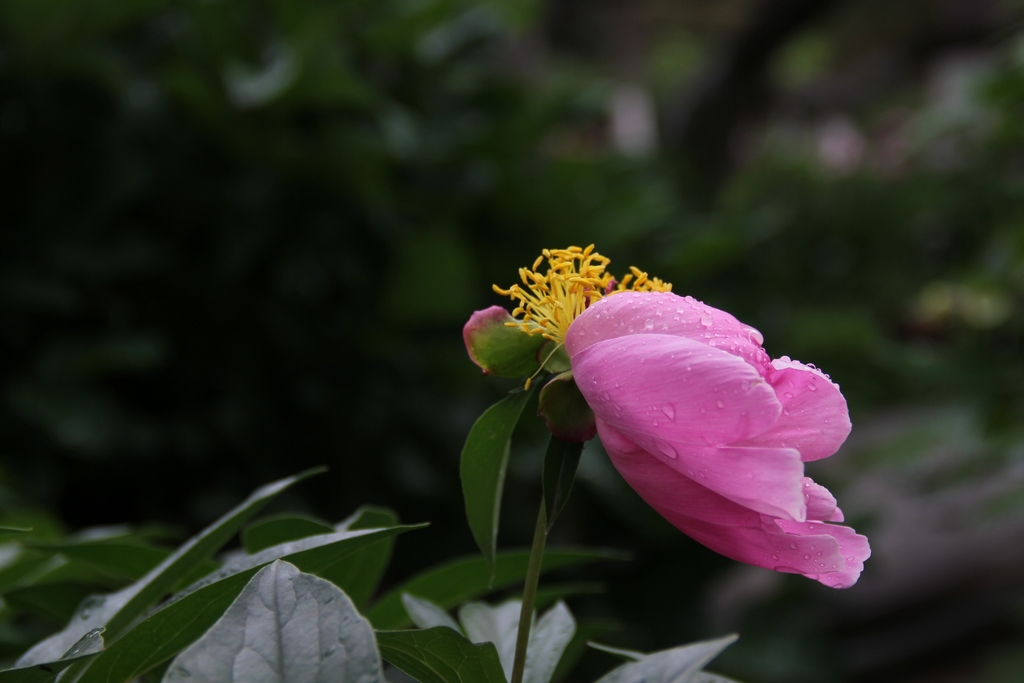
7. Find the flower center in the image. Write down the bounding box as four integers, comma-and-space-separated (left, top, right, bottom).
493, 245, 672, 344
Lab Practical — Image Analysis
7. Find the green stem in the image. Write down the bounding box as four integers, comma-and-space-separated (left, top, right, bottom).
510, 501, 548, 683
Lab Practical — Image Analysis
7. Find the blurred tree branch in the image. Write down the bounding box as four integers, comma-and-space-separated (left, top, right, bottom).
664, 0, 848, 197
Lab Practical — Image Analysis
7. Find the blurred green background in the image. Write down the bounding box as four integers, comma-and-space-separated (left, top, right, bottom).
3, 0, 1024, 681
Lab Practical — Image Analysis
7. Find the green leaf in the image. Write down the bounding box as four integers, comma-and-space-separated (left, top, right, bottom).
376, 628, 507, 683
456, 600, 518, 676
457, 600, 575, 683
401, 593, 463, 634
537, 373, 595, 444
241, 514, 335, 554
23, 539, 173, 582
5, 554, 110, 589
0, 547, 51, 593
162, 560, 382, 683
367, 548, 625, 630
0, 628, 104, 683
4, 582, 98, 623
539, 344, 571, 375
76, 525, 418, 683
15, 468, 325, 668
461, 389, 535, 569
0, 653, 97, 683
592, 636, 739, 683
551, 618, 622, 683
463, 307, 546, 378
541, 438, 583, 531
322, 506, 399, 607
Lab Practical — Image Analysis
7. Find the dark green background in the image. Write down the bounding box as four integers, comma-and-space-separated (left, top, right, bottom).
2, 1, 1024, 681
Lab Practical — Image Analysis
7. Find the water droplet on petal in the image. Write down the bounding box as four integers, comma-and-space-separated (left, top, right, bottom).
699, 407, 706, 414
660, 403, 675, 420
784, 392, 794, 399
644, 318, 654, 330
716, 399, 725, 409
803, 554, 811, 560
658, 443, 677, 459
700, 315, 714, 327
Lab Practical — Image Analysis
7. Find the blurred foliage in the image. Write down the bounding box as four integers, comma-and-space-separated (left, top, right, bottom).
3, 1, 1024, 682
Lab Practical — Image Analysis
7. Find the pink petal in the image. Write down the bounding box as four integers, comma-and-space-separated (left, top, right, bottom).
565, 291, 771, 376
599, 421, 868, 588
802, 477, 841, 522
571, 334, 782, 446
596, 422, 760, 526
597, 418, 805, 521
739, 358, 852, 461
774, 518, 870, 588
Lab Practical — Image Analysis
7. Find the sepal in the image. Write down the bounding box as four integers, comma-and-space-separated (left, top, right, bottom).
537, 372, 596, 443
464, 307, 547, 378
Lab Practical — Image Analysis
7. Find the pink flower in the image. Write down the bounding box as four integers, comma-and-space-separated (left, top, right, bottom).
565, 290, 870, 588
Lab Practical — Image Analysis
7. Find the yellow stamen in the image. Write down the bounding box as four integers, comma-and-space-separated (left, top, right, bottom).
492, 245, 672, 344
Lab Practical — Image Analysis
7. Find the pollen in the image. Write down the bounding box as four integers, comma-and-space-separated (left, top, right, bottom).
493, 245, 672, 344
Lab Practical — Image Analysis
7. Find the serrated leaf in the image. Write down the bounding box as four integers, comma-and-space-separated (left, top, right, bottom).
461, 389, 535, 570
367, 548, 626, 630
322, 506, 399, 608
541, 438, 583, 531
162, 560, 382, 683
15, 469, 325, 669
402, 594, 463, 634
241, 514, 335, 554
593, 636, 738, 683
376, 627, 507, 683
76, 525, 418, 683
